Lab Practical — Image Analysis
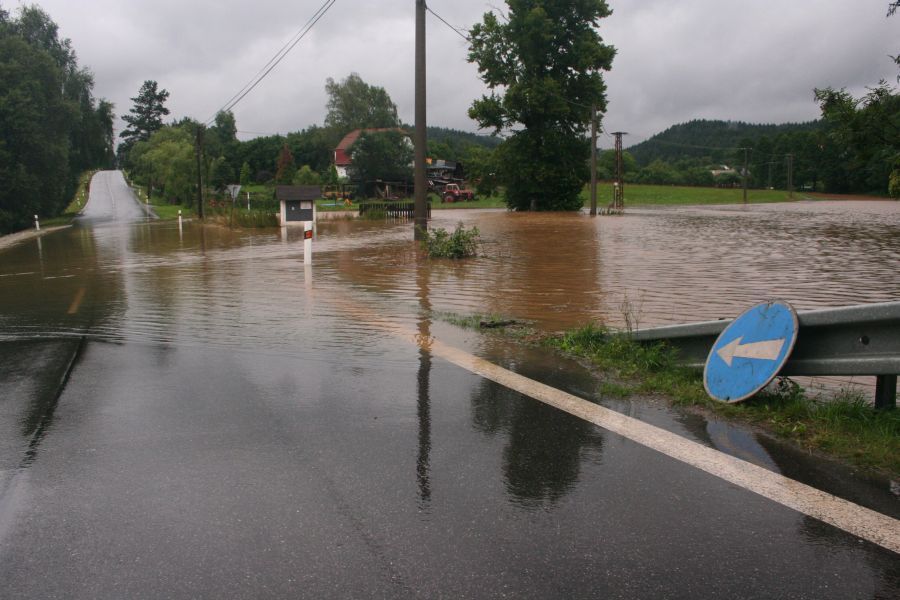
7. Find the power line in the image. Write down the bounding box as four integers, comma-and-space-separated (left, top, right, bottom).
425, 3, 470, 41
565, 98, 594, 110
205, 0, 337, 126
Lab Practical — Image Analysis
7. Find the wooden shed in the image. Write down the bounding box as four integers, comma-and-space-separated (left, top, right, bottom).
276, 185, 319, 226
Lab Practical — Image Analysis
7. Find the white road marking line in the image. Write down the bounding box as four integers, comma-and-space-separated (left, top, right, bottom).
426, 338, 900, 554
336, 300, 900, 555
327, 290, 900, 554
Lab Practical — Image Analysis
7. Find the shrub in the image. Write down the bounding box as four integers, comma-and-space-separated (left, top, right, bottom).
421, 222, 480, 258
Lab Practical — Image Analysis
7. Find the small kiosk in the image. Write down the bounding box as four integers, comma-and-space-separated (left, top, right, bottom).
276, 185, 320, 226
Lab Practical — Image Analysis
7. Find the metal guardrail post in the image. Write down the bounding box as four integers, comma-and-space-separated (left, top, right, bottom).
875, 375, 897, 410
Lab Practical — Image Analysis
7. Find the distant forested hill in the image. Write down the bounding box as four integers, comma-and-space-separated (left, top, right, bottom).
427, 127, 502, 149
424, 126, 502, 162
628, 120, 821, 167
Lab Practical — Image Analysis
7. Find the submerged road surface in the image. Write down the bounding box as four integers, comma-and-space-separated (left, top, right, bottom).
0, 171, 897, 598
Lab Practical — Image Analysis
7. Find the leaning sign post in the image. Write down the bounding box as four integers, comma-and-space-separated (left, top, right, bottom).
704, 300, 799, 403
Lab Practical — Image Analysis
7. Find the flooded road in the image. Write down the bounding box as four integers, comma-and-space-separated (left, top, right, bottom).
0, 172, 898, 598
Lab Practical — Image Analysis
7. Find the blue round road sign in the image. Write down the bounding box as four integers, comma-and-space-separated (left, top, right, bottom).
704, 300, 799, 403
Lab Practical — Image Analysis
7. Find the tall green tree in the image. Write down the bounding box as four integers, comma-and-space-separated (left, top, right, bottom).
0, 29, 69, 230
292, 165, 321, 186
347, 131, 413, 195
274, 143, 296, 184
597, 149, 636, 180
131, 125, 196, 206
324, 73, 400, 134
463, 146, 500, 196
468, 1, 615, 210
239, 161, 252, 186
285, 125, 336, 174
815, 82, 899, 195
119, 80, 169, 163
0, 4, 114, 233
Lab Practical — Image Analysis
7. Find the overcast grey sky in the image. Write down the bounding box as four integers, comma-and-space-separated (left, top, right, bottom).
13, 0, 899, 146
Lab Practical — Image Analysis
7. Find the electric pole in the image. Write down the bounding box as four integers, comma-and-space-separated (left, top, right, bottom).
612, 132, 627, 210
590, 104, 597, 216
786, 153, 794, 199
196, 125, 205, 220
413, 0, 428, 240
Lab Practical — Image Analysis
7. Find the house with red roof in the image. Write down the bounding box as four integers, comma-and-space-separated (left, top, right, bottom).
333, 128, 410, 179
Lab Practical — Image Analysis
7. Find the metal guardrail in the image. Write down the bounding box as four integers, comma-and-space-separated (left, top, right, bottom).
631, 301, 900, 409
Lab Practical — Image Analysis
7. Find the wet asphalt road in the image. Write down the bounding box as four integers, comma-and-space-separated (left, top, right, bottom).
0, 172, 897, 598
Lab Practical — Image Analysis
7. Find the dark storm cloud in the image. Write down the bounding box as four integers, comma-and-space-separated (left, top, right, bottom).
20, 0, 898, 144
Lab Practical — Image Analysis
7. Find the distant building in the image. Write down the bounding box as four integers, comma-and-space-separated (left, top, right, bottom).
426, 159, 465, 181
333, 128, 410, 179
710, 165, 738, 178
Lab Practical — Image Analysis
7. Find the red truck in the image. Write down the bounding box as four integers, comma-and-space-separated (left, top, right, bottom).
442, 183, 475, 203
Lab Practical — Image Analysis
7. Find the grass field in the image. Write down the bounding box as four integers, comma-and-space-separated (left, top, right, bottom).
214, 183, 798, 216
579, 183, 794, 206
429, 184, 796, 210
150, 202, 189, 220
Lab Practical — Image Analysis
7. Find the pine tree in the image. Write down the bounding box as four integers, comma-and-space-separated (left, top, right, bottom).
119, 80, 169, 161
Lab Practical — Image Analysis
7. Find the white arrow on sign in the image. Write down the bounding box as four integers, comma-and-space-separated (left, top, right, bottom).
716, 336, 786, 367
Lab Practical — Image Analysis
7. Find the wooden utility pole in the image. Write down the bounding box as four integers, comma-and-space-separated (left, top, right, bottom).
741, 147, 750, 204
612, 132, 627, 210
196, 126, 205, 219
786, 153, 794, 199
590, 104, 598, 216
413, 0, 428, 240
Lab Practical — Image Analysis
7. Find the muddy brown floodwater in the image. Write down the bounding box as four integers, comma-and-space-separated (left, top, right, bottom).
1, 199, 897, 395
336, 200, 900, 396
2, 194, 900, 598
369, 200, 900, 331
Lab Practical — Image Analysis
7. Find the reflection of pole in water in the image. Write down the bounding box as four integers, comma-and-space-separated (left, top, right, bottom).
303, 264, 313, 318
36, 236, 44, 279
416, 258, 432, 507
417, 343, 432, 506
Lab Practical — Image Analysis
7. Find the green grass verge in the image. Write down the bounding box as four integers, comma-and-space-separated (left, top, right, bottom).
434, 311, 539, 339
434, 311, 506, 329
432, 195, 507, 210
549, 323, 900, 476
150, 203, 190, 220
41, 170, 96, 227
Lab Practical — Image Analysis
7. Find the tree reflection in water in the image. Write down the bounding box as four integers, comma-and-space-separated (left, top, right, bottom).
471, 379, 604, 508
